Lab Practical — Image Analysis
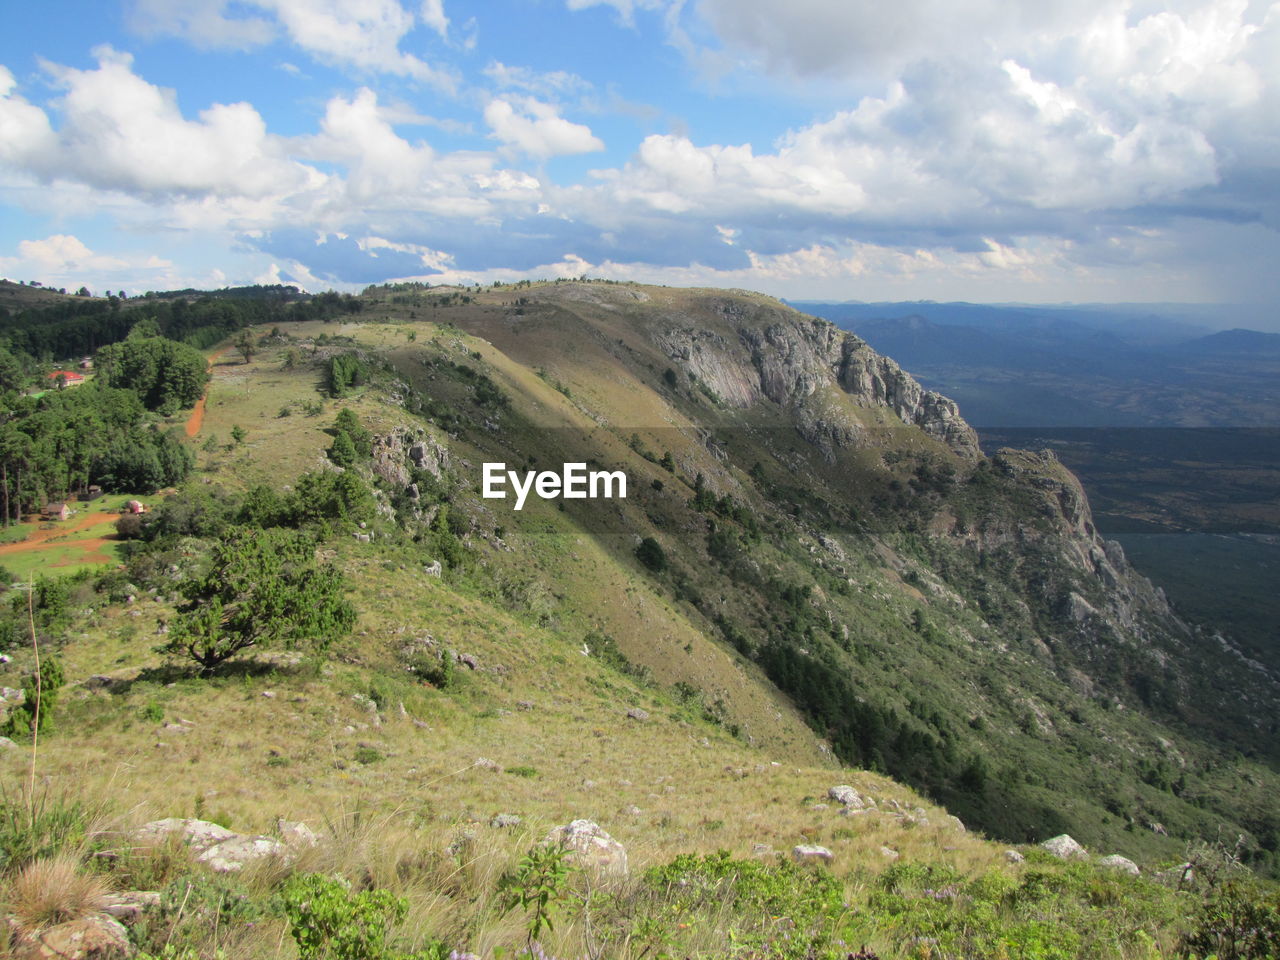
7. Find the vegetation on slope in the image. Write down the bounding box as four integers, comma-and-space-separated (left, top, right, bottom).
0, 282, 1277, 958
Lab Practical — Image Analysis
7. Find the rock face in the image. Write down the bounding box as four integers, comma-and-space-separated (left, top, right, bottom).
12, 915, 134, 959
653, 302, 980, 459
544, 820, 628, 877
1041, 834, 1088, 861
1098, 854, 1140, 876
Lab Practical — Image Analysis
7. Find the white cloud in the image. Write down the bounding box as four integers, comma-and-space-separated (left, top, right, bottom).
485, 96, 605, 158
129, 0, 454, 84
420, 0, 448, 37
0, 233, 177, 290
0, 67, 56, 170
26, 47, 323, 202
129, 0, 276, 50
565, 0, 669, 27
267, 0, 452, 85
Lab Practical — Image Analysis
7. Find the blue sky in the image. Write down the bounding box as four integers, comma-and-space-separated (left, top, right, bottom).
2, 0, 1280, 305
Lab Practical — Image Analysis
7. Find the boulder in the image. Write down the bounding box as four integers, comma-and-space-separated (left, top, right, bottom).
13, 915, 134, 959
544, 820, 628, 877
1097, 854, 1140, 876
1041, 834, 1088, 861
827, 785, 864, 809
196, 835, 289, 873
489, 813, 522, 829
132, 819, 236, 853
792, 844, 834, 863
879, 846, 900, 860
1004, 850, 1026, 864
626, 708, 650, 722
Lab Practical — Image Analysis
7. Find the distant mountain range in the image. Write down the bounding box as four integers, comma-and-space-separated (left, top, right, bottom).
790, 301, 1280, 428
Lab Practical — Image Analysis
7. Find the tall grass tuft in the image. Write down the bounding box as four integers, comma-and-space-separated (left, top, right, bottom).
5, 854, 112, 931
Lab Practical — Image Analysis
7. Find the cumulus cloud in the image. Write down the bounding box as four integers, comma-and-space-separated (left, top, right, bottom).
0, 233, 179, 290
484, 96, 605, 158
15, 47, 323, 202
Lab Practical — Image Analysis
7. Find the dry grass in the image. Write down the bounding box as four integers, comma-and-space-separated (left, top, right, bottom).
5, 854, 112, 932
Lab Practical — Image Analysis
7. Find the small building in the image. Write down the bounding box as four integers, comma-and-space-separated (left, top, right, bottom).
78, 357, 93, 370
43, 502, 71, 521
84, 485, 104, 501
48, 370, 86, 387
124, 500, 147, 515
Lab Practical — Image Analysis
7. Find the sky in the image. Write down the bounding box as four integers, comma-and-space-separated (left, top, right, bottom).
2, 0, 1279, 305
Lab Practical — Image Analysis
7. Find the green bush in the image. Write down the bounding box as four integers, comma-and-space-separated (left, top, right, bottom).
282, 873, 447, 960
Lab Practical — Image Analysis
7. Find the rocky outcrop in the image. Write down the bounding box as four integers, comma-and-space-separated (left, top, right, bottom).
371, 427, 449, 491
653, 300, 980, 459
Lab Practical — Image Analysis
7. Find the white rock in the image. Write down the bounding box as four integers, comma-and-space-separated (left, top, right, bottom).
879, 846, 900, 860
197, 835, 289, 873
1098, 854, 1140, 876
133, 819, 236, 853
791, 844, 834, 863
544, 820, 628, 877
828, 785, 864, 808
1041, 834, 1088, 861
1004, 850, 1026, 864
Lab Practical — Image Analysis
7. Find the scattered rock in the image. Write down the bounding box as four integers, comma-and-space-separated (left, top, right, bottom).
623, 805, 642, 816
1004, 850, 1025, 864
1041, 834, 1088, 861
12, 915, 134, 959
474, 758, 501, 771
196, 835, 289, 873
828, 785, 864, 809
423, 561, 442, 578
132, 819, 236, 853
490, 813, 522, 828
0, 735, 16, 750
1097, 854, 1140, 876
544, 820, 628, 877
752, 843, 774, 857
261, 690, 276, 699
879, 846, 900, 860
810, 803, 828, 811
626, 707, 650, 722
944, 815, 966, 832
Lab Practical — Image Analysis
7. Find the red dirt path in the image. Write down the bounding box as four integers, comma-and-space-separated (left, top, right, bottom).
185, 346, 233, 438
0, 511, 117, 555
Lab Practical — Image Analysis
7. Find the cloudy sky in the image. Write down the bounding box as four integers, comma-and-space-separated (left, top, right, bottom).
2, 0, 1279, 304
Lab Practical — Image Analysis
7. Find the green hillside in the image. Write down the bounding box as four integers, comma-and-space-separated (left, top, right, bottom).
1, 280, 1277, 959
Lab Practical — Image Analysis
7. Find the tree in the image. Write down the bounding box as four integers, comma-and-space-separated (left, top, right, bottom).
636, 537, 667, 572
235, 329, 257, 363
328, 430, 356, 467
160, 527, 356, 672
94, 336, 210, 411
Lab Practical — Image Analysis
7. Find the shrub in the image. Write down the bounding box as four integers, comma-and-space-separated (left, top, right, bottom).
282, 873, 446, 960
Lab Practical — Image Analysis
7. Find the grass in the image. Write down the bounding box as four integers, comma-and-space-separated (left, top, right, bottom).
4, 854, 112, 932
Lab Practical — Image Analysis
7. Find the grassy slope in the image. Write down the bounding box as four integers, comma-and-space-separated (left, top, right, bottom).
2, 285, 1276, 957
